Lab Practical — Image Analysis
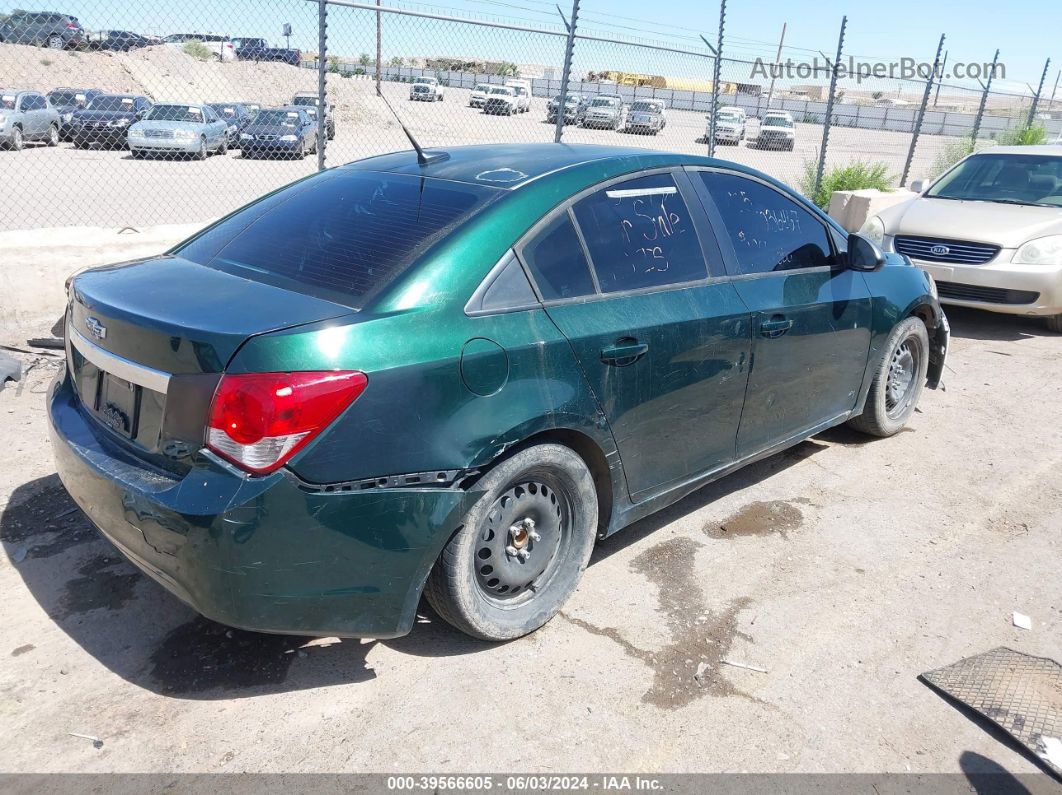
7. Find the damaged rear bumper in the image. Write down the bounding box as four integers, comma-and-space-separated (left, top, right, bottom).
47, 369, 480, 638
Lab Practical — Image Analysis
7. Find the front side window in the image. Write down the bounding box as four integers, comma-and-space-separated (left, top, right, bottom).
699, 171, 833, 275
520, 213, 596, 301
573, 173, 707, 293
176, 171, 500, 308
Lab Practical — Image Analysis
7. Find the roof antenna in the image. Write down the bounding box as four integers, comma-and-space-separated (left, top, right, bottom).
377, 91, 449, 166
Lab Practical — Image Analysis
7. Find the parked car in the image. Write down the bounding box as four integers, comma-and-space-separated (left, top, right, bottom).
0, 10, 85, 49
711, 106, 747, 145
482, 85, 525, 116
754, 111, 795, 151
207, 102, 254, 147
240, 107, 317, 158
861, 145, 1062, 331
90, 30, 154, 51
624, 99, 666, 135
0, 89, 60, 150
47, 86, 101, 140
127, 103, 229, 159
546, 92, 588, 125
164, 33, 236, 62
235, 101, 261, 117
69, 93, 151, 149
49, 143, 947, 642
291, 92, 334, 139
409, 76, 444, 102
581, 96, 624, 129
469, 83, 491, 108
232, 37, 301, 65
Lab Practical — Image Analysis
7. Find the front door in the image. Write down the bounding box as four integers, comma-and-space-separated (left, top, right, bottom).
693, 168, 873, 457
517, 171, 752, 501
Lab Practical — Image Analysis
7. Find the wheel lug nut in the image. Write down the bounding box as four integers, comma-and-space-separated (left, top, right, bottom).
505, 545, 518, 557
517, 549, 530, 561
529, 530, 541, 542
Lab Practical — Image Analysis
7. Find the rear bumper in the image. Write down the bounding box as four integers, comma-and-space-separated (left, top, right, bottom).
47, 370, 479, 638
914, 258, 1062, 316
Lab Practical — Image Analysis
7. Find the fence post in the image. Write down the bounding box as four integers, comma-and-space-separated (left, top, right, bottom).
813, 15, 846, 200
553, 0, 579, 143
317, 0, 328, 170
901, 33, 945, 187
1027, 57, 1051, 126
970, 49, 999, 144
707, 0, 726, 158
375, 0, 382, 96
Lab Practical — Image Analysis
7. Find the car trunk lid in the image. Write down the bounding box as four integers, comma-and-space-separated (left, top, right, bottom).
67, 255, 354, 470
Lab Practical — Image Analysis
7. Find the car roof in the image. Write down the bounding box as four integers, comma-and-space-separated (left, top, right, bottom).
344, 143, 743, 192
976, 145, 1062, 157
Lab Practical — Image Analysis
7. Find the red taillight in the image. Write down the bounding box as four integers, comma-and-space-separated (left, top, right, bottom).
66, 22, 78, 29
206, 371, 367, 475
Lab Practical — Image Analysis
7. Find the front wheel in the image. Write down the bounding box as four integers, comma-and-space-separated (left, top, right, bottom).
195, 137, 207, 160
10, 126, 23, 151
848, 317, 929, 437
424, 443, 598, 641
1046, 314, 1062, 333
47, 34, 64, 49
218, 136, 228, 155
47, 123, 59, 146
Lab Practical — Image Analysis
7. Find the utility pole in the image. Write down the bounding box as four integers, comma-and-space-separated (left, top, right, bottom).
765, 22, 786, 110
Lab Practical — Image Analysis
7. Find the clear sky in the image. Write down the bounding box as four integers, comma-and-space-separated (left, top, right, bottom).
25, 0, 1059, 98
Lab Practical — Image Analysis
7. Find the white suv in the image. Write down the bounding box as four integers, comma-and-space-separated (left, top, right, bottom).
410, 77, 444, 102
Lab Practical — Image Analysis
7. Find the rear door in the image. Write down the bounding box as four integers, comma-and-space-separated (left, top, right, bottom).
691, 168, 872, 457
518, 169, 752, 501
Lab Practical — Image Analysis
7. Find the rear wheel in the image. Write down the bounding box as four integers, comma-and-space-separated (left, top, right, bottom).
1046, 314, 1062, 334
848, 317, 929, 437
47, 34, 64, 49
424, 444, 598, 641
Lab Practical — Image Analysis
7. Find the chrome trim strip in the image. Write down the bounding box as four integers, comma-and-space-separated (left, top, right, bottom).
68, 327, 171, 394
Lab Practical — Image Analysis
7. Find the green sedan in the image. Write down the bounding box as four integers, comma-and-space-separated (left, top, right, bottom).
49, 144, 948, 641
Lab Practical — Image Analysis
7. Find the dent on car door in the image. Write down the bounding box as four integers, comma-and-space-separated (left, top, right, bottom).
519, 170, 753, 502
692, 168, 873, 457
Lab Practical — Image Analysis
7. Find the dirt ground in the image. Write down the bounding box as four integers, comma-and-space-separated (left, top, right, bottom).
0, 305, 1059, 775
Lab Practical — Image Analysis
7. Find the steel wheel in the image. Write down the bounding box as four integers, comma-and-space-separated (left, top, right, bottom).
10, 126, 23, 151
473, 478, 570, 603
885, 337, 920, 418
47, 124, 58, 146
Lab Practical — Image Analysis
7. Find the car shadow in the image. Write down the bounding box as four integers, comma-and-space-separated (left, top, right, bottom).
591, 438, 829, 564
0, 474, 485, 701
945, 305, 1051, 342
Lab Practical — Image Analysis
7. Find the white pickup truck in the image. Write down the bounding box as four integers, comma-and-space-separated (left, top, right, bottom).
482, 82, 531, 115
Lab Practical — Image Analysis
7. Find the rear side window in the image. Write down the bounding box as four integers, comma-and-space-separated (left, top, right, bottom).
520, 213, 596, 301
572, 173, 707, 292
699, 171, 833, 275
176, 171, 499, 308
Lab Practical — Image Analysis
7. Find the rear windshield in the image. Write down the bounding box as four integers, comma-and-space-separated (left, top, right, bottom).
88, 95, 137, 111
254, 109, 301, 126
209, 104, 242, 118
175, 171, 500, 308
630, 101, 658, 112
49, 90, 88, 106
292, 96, 318, 106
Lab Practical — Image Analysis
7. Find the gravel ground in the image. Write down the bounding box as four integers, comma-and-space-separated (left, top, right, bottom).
0, 305, 1059, 775
1, 77, 953, 230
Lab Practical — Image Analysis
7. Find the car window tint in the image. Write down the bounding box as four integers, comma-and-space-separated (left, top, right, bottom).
572, 173, 707, 292
176, 171, 499, 308
699, 171, 832, 275
520, 213, 596, 301
470, 251, 538, 313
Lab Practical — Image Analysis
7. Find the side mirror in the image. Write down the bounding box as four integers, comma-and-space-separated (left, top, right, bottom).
847, 233, 886, 272
909, 179, 926, 194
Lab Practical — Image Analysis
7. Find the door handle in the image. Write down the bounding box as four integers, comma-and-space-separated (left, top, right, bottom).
759, 317, 793, 338
600, 340, 649, 366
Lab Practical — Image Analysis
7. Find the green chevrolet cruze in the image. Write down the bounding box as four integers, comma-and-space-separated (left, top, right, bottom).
49, 144, 948, 641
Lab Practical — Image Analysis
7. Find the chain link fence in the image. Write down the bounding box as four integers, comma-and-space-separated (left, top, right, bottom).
1, 0, 1060, 231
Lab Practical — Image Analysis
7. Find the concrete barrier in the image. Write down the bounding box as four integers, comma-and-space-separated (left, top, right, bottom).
0, 221, 210, 336
828, 189, 916, 232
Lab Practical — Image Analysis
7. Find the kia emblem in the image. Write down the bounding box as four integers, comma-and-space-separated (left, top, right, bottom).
930, 244, 950, 257
85, 317, 107, 341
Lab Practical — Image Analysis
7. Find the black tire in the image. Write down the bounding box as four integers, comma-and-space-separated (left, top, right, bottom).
1046, 314, 1062, 334
424, 443, 598, 641
218, 136, 228, 155
196, 137, 207, 160
848, 317, 929, 437
47, 34, 64, 50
